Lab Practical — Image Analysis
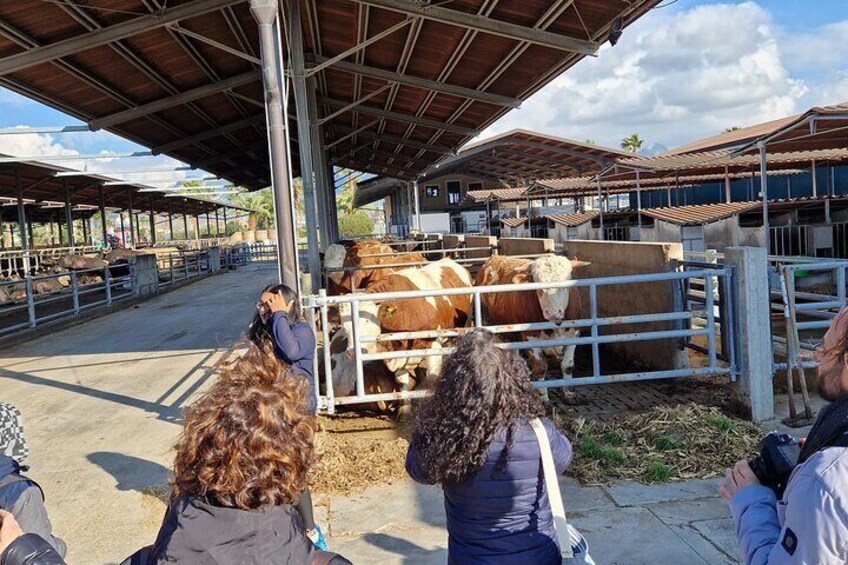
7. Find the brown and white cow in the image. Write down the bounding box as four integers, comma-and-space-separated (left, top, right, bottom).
475, 254, 589, 395
323, 328, 402, 413
324, 240, 427, 294
333, 258, 473, 415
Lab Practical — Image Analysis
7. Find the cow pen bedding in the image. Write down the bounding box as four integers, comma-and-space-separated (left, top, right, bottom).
309, 398, 760, 495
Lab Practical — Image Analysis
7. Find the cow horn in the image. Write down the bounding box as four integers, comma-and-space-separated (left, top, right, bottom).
571, 260, 591, 269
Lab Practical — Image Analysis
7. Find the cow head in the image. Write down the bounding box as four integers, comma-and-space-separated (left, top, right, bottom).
528, 255, 590, 323
325, 244, 347, 285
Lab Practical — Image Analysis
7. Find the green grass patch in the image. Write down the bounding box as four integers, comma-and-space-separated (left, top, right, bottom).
652, 435, 680, 451
645, 461, 673, 483
708, 415, 738, 433
602, 431, 625, 446
578, 433, 627, 465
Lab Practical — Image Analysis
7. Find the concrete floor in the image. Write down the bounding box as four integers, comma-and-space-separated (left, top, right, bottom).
0, 263, 819, 564
0, 264, 277, 564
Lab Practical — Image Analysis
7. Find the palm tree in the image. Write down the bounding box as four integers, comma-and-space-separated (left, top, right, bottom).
336, 169, 357, 215
620, 133, 645, 154
232, 188, 275, 230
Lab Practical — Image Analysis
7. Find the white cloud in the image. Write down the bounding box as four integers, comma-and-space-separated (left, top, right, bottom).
0, 129, 200, 187
481, 1, 845, 151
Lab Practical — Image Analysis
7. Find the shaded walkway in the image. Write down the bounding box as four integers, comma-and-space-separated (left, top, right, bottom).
0, 265, 276, 563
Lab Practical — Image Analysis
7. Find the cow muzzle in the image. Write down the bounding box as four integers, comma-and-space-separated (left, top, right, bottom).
544, 310, 564, 323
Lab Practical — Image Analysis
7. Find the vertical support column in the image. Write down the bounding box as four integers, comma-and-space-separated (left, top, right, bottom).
413, 179, 421, 233
195, 214, 201, 244
811, 160, 818, 197
758, 141, 770, 255
724, 166, 732, 203
64, 178, 75, 247
215, 208, 221, 237
27, 216, 35, 251
82, 215, 89, 245
206, 212, 211, 238
726, 246, 774, 423
223, 207, 228, 236
127, 188, 135, 249
168, 201, 175, 241
98, 186, 108, 246
596, 177, 605, 240
327, 163, 340, 243
182, 200, 189, 240
15, 169, 30, 274
119, 212, 125, 247
635, 170, 643, 234
251, 0, 298, 289
149, 195, 157, 245
307, 75, 330, 250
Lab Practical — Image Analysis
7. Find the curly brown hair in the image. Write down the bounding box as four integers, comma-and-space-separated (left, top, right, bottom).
410, 329, 544, 484
171, 343, 320, 509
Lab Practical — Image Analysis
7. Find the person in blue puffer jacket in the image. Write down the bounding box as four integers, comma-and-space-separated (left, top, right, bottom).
248, 284, 325, 550
406, 329, 573, 565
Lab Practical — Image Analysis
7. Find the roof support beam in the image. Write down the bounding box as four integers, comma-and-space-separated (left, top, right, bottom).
330, 125, 455, 154
346, 0, 598, 55
313, 56, 522, 108
0, 0, 245, 77
167, 24, 262, 65
89, 71, 261, 130
152, 115, 266, 154
306, 18, 414, 77
316, 85, 392, 126
324, 119, 382, 150
341, 145, 432, 169
319, 97, 477, 136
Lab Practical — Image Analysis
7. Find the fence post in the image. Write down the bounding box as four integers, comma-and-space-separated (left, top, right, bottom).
726, 246, 774, 422
25, 277, 35, 327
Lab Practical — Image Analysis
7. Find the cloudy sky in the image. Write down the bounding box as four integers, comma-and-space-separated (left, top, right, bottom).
0, 0, 845, 176
481, 0, 848, 151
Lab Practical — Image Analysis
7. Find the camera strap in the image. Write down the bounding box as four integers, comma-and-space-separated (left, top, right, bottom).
799, 399, 848, 465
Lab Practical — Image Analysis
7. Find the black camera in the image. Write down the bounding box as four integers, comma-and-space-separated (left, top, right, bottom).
749, 433, 802, 498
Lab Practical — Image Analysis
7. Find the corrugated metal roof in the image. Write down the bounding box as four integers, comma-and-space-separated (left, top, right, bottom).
500, 216, 528, 228
619, 148, 848, 173
641, 202, 761, 226
663, 116, 800, 155
547, 211, 598, 226
467, 187, 530, 202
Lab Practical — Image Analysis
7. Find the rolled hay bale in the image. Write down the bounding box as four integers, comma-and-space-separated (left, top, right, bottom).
229, 231, 243, 243
243, 230, 256, 243
255, 229, 269, 242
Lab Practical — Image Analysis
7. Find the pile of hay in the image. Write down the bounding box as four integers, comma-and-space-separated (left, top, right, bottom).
557, 403, 761, 485
310, 415, 411, 495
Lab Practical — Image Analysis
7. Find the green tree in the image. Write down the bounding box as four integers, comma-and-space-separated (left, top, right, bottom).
620, 133, 645, 154
338, 211, 374, 238
231, 188, 275, 230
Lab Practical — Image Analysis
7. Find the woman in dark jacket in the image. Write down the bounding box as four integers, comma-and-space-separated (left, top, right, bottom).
147, 345, 344, 564
248, 284, 325, 550
406, 329, 573, 565
0, 511, 64, 565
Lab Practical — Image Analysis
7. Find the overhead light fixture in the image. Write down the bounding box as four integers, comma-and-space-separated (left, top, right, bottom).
609, 18, 624, 46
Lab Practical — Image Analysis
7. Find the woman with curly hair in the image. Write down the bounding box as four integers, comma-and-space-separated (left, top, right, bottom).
406, 329, 574, 565
144, 345, 349, 564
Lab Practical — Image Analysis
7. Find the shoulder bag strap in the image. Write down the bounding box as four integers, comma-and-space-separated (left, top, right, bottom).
530, 418, 574, 559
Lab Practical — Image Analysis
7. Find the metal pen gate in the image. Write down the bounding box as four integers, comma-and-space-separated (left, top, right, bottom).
305, 266, 737, 413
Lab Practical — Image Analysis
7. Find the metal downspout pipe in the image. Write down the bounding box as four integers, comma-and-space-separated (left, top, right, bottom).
251, 0, 299, 290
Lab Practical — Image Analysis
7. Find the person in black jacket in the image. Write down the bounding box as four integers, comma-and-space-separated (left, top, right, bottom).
145, 344, 348, 564
0, 510, 65, 565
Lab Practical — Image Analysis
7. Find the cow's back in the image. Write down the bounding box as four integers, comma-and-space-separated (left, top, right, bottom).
476, 256, 544, 325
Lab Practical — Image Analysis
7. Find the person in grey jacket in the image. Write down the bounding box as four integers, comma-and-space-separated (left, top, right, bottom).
0, 405, 65, 559
0, 510, 65, 565
721, 306, 848, 564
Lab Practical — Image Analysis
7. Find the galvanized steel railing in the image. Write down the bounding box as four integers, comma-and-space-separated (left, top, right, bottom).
305, 267, 736, 413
